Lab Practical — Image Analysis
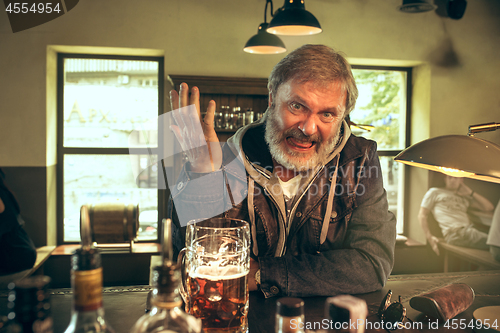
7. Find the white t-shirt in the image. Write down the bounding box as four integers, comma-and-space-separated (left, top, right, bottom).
487, 200, 500, 247
277, 175, 302, 232
420, 187, 470, 237
277, 174, 302, 201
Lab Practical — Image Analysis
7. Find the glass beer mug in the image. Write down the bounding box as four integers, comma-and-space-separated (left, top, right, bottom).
178, 218, 251, 333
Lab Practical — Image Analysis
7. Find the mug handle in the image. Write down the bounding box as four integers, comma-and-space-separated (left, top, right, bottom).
177, 247, 188, 303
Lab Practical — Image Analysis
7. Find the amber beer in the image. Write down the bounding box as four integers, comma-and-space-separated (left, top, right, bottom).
180, 218, 251, 332
186, 265, 249, 332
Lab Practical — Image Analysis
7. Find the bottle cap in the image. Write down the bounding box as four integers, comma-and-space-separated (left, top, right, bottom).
73, 204, 101, 271
276, 297, 304, 317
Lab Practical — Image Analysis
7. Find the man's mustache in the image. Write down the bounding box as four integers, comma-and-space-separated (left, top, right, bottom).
283, 127, 322, 144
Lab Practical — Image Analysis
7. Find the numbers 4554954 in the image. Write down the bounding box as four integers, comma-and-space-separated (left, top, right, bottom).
444, 318, 498, 330
5, 2, 61, 14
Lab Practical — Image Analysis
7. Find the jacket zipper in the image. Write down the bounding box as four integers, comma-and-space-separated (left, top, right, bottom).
280, 165, 324, 256
253, 166, 288, 257
254, 164, 325, 257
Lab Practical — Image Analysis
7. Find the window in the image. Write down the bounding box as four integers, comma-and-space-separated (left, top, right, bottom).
350, 66, 411, 234
57, 54, 164, 243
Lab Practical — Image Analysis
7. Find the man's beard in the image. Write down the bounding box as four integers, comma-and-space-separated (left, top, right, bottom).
264, 109, 342, 173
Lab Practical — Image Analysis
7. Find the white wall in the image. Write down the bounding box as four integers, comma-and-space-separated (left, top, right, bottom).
1, 0, 499, 241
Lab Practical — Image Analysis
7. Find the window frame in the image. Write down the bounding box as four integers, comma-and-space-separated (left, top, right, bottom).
56, 53, 165, 245
351, 65, 412, 235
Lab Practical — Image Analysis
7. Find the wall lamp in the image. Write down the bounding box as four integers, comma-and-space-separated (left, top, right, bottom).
267, 0, 322, 36
244, 0, 287, 54
394, 122, 500, 184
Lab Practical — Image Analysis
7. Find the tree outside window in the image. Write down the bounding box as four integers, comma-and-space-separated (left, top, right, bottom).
350, 68, 410, 234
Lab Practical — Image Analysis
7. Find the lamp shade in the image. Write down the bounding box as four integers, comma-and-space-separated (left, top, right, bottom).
398, 0, 437, 13
267, 0, 322, 36
394, 135, 500, 184
244, 23, 287, 54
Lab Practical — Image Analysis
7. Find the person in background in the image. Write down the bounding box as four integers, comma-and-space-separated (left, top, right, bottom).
487, 200, 500, 261
0, 168, 37, 276
168, 44, 396, 298
418, 175, 494, 255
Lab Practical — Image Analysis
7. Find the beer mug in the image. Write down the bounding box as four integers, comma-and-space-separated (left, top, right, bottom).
178, 218, 251, 332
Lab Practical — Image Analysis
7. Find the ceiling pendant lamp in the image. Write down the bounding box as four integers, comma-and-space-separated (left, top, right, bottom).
398, 0, 437, 13
244, 0, 287, 54
244, 23, 287, 54
267, 0, 322, 36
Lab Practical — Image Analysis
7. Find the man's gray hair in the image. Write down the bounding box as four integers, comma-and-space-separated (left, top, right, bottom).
268, 44, 359, 115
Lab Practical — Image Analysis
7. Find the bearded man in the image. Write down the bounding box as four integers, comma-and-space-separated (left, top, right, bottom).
169, 44, 396, 298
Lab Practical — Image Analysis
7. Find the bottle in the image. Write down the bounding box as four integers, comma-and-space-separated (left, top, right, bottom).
230, 107, 238, 130
220, 105, 230, 130
224, 106, 234, 130
236, 107, 245, 128
3, 276, 53, 333
63, 206, 115, 333
275, 297, 305, 333
324, 295, 367, 333
130, 219, 202, 333
214, 108, 224, 130
245, 108, 254, 126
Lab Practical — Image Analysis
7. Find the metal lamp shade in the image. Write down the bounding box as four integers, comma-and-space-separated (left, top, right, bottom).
267, 0, 322, 36
398, 0, 437, 13
394, 135, 500, 184
244, 23, 287, 54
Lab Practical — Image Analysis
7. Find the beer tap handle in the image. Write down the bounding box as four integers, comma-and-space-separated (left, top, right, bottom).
161, 218, 174, 266
80, 205, 92, 251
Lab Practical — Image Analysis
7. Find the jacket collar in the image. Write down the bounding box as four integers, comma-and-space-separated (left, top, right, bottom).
338, 135, 365, 168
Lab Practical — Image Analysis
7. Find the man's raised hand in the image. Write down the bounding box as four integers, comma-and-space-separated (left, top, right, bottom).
169, 83, 222, 173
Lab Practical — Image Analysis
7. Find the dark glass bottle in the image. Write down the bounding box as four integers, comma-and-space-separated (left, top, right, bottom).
63, 206, 114, 333
130, 219, 201, 333
4, 276, 53, 333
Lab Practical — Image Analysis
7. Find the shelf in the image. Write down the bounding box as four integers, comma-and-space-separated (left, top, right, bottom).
168, 75, 269, 118
168, 75, 268, 95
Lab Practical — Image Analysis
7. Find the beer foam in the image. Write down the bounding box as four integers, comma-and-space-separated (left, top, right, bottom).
192, 265, 248, 280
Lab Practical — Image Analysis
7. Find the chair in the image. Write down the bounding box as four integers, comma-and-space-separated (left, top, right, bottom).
427, 212, 444, 239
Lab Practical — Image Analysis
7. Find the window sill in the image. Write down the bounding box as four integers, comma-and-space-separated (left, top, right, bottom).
52, 242, 161, 255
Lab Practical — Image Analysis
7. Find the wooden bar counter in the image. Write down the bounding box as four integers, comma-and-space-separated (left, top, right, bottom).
1, 270, 499, 333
